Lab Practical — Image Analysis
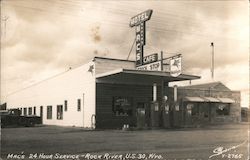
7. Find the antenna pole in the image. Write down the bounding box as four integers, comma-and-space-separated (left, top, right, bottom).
211, 42, 214, 80
2, 16, 9, 38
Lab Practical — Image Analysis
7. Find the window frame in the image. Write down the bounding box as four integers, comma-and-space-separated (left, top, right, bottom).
28, 107, 32, 115
33, 106, 36, 115
216, 103, 230, 116
57, 105, 63, 120
23, 108, 27, 116
77, 99, 81, 111
47, 105, 52, 119
112, 96, 133, 116
64, 100, 67, 111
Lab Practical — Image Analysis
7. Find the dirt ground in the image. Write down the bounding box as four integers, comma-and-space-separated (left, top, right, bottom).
1, 123, 249, 160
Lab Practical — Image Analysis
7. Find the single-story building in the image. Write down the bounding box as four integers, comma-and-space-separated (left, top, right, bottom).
166, 82, 241, 128
5, 57, 241, 129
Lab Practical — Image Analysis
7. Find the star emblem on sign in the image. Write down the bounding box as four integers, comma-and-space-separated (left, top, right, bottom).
173, 59, 180, 68
88, 65, 94, 72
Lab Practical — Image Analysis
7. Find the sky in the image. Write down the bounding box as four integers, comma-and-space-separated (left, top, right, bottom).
0, 0, 249, 107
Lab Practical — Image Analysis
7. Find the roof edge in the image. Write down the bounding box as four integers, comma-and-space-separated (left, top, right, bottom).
94, 56, 135, 62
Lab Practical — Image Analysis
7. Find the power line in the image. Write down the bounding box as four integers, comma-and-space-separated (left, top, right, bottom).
2, 1, 245, 42
126, 37, 136, 60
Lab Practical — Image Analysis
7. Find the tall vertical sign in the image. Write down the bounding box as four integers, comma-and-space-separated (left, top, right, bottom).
130, 9, 153, 66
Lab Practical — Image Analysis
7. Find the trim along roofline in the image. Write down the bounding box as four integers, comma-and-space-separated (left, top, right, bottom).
96, 68, 201, 81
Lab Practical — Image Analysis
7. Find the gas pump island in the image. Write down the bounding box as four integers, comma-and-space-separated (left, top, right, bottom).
130, 10, 182, 128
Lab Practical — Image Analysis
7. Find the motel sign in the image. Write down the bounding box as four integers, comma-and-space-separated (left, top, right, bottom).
130, 9, 153, 66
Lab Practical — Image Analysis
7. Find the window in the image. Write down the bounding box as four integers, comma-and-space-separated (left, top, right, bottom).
77, 99, 81, 111
33, 106, 36, 115
191, 104, 199, 116
20, 108, 23, 115
64, 100, 67, 111
57, 105, 63, 120
23, 108, 27, 116
199, 103, 209, 118
216, 104, 230, 116
40, 106, 43, 118
113, 97, 133, 116
186, 103, 193, 116
47, 106, 52, 119
28, 107, 32, 115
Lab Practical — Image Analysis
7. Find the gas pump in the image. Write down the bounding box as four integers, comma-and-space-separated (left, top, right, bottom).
162, 96, 171, 128
150, 83, 160, 127
150, 101, 160, 127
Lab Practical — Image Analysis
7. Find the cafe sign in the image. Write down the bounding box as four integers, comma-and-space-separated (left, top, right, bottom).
136, 53, 161, 71
130, 9, 153, 66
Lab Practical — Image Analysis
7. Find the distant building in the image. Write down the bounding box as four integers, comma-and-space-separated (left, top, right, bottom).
5, 57, 241, 129
167, 82, 241, 128
241, 107, 250, 122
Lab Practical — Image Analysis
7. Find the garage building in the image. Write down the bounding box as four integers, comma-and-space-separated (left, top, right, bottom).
5, 57, 241, 129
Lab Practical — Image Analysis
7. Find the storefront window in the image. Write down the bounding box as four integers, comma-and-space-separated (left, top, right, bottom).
113, 97, 133, 116
216, 104, 230, 116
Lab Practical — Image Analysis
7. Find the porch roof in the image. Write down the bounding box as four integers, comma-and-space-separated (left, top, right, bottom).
183, 96, 235, 103
183, 96, 205, 102
217, 97, 235, 103
96, 68, 200, 85
203, 97, 221, 103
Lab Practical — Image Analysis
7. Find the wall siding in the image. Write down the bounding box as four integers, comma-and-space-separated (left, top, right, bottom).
6, 62, 96, 128
94, 58, 135, 75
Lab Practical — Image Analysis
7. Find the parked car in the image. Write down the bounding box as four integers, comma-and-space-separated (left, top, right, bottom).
0, 109, 41, 127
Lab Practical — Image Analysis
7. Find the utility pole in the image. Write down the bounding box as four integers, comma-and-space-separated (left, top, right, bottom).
211, 42, 214, 80
1, 16, 9, 38
0, 16, 9, 106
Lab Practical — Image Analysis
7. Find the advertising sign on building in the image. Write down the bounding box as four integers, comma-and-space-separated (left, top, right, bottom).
142, 53, 158, 65
130, 9, 153, 27
136, 61, 162, 71
170, 56, 182, 77
135, 23, 145, 66
130, 9, 153, 66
